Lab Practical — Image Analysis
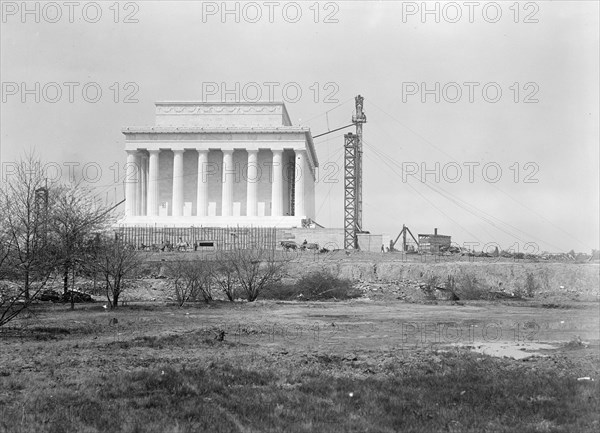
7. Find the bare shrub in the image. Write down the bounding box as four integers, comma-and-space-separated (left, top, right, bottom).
211, 252, 238, 302
420, 274, 440, 300
516, 272, 537, 298
217, 247, 288, 302
271, 270, 359, 301
167, 259, 214, 306
454, 272, 489, 300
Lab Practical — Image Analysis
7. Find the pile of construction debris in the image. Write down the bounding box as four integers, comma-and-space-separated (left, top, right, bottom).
353, 280, 430, 302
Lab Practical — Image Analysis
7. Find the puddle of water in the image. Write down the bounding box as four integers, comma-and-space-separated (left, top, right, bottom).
451, 342, 557, 360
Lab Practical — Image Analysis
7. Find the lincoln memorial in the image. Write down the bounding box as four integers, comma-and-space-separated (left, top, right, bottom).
120, 101, 317, 228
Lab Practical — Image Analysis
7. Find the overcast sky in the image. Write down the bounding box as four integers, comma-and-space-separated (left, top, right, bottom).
1, 0, 598, 252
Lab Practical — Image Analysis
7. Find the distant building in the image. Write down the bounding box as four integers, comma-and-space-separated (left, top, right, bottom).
418, 228, 451, 253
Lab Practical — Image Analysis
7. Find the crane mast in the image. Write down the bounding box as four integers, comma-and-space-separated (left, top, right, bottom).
344, 95, 366, 249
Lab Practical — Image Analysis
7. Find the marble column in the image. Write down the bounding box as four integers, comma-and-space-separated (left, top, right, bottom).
221, 149, 234, 217
271, 149, 283, 217
147, 149, 160, 217
246, 149, 259, 217
172, 149, 184, 217
196, 149, 209, 217
140, 155, 147, 216
135, 153, 143, 216
125, 150, 137, 217
294, 149, 306, 217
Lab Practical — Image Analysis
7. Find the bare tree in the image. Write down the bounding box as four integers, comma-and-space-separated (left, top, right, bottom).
223, 247, 288, 302
92, 236, 143, 308
167, 259, 214, 306
0, 154, 57, 326
0, 216, 12, 271
49, 181, 114, 305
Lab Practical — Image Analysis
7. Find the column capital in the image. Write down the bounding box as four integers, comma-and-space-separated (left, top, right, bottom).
126, 149, 138, 156
148, 149, 161, 155
196, 148, 209, 153
173, 149, 184, 154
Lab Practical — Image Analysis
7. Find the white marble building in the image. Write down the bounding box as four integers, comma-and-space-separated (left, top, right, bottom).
120, 101, 317, 227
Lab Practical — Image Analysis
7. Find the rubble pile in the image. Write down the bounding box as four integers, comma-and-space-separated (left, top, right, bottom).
353, 279, 429, 302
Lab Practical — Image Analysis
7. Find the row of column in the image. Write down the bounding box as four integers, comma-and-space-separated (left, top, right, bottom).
125, 148, 306, 218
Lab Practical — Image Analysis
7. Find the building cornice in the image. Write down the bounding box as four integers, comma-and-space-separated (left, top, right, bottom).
123, 126, 305, 134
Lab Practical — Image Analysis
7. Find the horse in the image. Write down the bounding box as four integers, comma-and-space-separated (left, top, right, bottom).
280, 241, 298, 251
301, 242, 319, 252
176, 241, 190, 252
160, 241, 174, 252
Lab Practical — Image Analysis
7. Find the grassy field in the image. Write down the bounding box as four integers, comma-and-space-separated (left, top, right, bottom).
1, 295, 598, 433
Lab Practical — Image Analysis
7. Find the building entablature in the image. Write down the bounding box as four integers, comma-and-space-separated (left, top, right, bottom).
122, 127, 318, 170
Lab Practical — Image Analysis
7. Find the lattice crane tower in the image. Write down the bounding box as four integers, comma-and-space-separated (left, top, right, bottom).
344, 95, 367, 249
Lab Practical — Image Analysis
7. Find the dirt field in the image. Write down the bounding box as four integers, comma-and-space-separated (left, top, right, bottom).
1, 256, 598, 432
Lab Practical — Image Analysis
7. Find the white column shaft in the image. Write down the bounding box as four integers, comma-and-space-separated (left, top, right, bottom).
196, 149, 209, 217
246, 150, 258, 217
294, 150, 306, 217
271, 149, 283, 217
172, 150, 184, 217
221, 150, 234, 217
141, 156, 147, 216
125, 151, 137, 217
135, 154, 143, 216
147, 150, 160, 217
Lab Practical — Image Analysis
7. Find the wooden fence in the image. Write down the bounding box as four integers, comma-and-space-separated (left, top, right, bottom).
115, 225, 278, 250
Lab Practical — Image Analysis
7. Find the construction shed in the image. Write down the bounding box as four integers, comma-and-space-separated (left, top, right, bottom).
418, 228, 451, 253
356, 233, 384, 252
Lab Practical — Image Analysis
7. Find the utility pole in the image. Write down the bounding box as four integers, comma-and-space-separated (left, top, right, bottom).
353, 95, 366, 234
